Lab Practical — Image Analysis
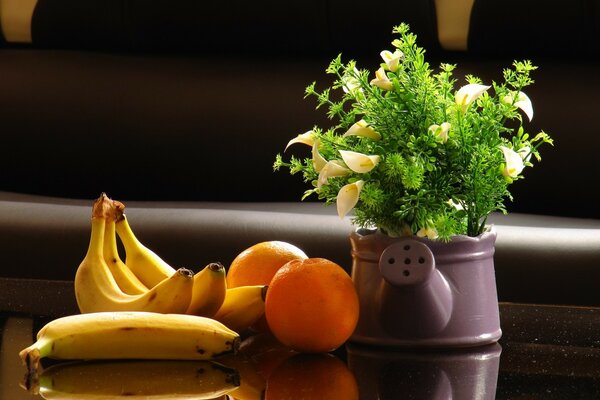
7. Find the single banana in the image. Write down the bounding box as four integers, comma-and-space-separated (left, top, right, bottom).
213, 285, 268, 334
186, 262, 227, 317
74, 195, 194, 314
115, 212, 174, 288
19, 311, 241, 373
26, 359, 239, 399
102, 217, 148, 295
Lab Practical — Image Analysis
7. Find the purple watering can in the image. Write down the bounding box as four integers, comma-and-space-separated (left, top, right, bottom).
349, 228, 502, 347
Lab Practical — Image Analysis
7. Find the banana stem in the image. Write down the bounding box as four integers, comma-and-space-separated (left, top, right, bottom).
114, 215, 139, 251
104, 219, 120, 259
87, 218, 106, 258
19, 337, 51, 375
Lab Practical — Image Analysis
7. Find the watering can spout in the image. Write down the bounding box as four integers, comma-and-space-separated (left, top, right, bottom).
378, 238, 454, 337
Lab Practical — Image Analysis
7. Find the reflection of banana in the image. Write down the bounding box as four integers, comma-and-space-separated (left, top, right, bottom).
186, 262, 227, 317
115, 213, 174, 288
103, 218, 148, 295
74, 198, 194, 314
213, 285, 268, 334
19, 311, 241, 373
27, 359, 239, 399
219, 355, 266, 400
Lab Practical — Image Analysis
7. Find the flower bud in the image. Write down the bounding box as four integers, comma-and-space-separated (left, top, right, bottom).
500, 145, 525, 178
455, 84, 490, 111
336, 180, 364, 219
343, 120, 381, 140
339, 150, 380, 173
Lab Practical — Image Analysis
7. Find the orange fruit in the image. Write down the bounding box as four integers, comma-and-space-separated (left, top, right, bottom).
265, 353, 359, 400
265, 258, 359, 353
227, 241, 308, 288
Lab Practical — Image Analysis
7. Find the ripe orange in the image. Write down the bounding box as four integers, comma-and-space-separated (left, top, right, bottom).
265, 353, 359, 400
265, 258, 359, 353
226, 241, 308, 288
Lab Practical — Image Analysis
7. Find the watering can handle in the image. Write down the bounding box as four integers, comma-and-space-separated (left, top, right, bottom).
379, 239, 436, 286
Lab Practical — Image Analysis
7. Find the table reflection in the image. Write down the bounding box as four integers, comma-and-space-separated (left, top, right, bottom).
346, 342, 501, 400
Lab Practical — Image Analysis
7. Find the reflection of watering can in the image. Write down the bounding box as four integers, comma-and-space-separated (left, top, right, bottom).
350, 228, 502, 347
346, 342, 502, 400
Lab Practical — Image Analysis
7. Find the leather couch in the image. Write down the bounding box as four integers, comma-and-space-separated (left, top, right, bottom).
1, 1, 599, 313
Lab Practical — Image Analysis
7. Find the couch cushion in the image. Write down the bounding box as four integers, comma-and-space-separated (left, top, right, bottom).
1, 191, 599, 306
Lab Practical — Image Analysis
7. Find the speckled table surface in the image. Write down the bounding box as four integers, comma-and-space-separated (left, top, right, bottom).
1, 290, 599, 399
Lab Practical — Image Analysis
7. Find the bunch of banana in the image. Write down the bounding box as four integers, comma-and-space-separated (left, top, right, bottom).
74, 194, 195, 314
76, 193, 267, 333
19, 311, 240, 373
111, 196, 268, 332
112, 204, 228, 317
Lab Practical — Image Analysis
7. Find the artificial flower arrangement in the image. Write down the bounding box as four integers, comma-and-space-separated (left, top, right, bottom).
274, 23, 553, 240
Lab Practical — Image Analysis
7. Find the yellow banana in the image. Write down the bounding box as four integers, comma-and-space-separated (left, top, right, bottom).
74, 195, 194, 314
113, 207, 228, 317
25, 359, 239, 399
213, 285, 268, 334
19, 311, 241, 373
186, 262, 227, 317
102, 217, 148, 295
115, 212, 174, 287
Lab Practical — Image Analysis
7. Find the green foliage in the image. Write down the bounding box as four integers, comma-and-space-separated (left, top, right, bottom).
273, 23, 553, 239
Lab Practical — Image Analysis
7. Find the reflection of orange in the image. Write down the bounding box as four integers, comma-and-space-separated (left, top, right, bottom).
239, 333, 298, 379
266, 353, 359, 400
265, 258, 359, 353
226, 241, 308, 288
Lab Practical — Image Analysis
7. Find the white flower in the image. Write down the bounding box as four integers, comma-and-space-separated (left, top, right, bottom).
428, 122, 451, 144
339, 150, 380, 173
311, 140, 327, 172
380, 49, 403, 72
448, 199, 464, 211
336, 180, 364, 219
518, 146, 532, 162
503, 91, 534, 122
455, 83, 491, 111
285, 130, 314, 151
370, 67, 393, 91
343, 120, 381, 140
317, 160, 350, 188
342, 67, 362, 95
416, 226, 439, 240
500, 145, 525, 178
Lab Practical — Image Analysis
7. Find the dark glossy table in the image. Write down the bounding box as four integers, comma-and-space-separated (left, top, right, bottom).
1, 282, 600, 399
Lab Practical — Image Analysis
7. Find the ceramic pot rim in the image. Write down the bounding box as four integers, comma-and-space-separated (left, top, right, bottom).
350, 226, 497, 263
351, 225, 497, 243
